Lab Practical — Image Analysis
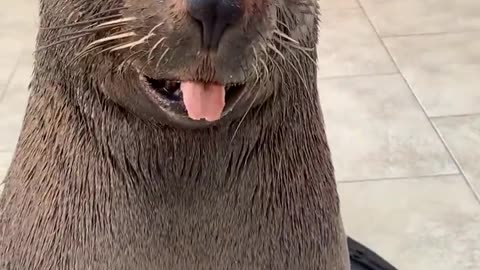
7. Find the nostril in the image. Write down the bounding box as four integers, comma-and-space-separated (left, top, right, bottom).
186, 0, 244, 51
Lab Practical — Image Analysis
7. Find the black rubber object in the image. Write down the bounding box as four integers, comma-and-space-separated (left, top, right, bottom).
348, 237, 398, 270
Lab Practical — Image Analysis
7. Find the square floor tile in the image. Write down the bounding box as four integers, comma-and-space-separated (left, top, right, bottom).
0, 110, 26, 153
0, 56, 31, 152
318, 74, 458, 181
384, 32, 480, 117
339, 175, 480, 270
433, 115, 480, 195
4, 50, 35, 94
317, 8, 396, 78
0, 152, 14, 183
0, 36, 24, 95
0, 0, 39, 33
0, 12, 36, 100
0, 151, 15, 196
319, 0, 358, 10
0, 0, 38, 58
359, 0, 480, 36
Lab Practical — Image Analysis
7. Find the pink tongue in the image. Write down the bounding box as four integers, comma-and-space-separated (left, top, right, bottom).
180, 81, 225, 122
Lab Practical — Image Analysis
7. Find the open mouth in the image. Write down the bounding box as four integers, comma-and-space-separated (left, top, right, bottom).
145, 77, 184, 102
143, 76, 246, 122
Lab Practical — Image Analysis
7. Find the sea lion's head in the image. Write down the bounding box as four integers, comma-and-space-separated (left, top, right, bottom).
36, 0, 319, 128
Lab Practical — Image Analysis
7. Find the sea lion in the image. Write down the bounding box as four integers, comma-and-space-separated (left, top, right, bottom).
0, 0, 351, 269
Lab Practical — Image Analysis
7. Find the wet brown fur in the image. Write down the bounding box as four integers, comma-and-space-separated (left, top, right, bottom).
0, 0, 350, 269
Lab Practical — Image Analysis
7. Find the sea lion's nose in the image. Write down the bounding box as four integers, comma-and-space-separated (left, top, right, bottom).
186, 0, 244, 51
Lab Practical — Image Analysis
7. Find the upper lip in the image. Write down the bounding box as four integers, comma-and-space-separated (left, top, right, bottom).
142, 74, 246, 91
143, 75, 244, 87
140, 75, 247, 102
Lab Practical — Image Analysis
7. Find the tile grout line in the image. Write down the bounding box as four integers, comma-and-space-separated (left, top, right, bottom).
429, 112, 480, 120
353, 0, 396, 71
430, 124, 480, 202
338, 172, 462, 184
319, 7, 359, 12
0, 56, 23, 102
380, 29, 480, 39
354, 0, 480, 204
318, 72, 398, 81
350, 1, 480, 38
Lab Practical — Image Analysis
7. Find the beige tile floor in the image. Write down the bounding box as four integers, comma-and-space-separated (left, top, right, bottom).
1, 0, 480, 269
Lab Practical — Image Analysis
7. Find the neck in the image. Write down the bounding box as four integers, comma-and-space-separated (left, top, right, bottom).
1, 67, 348, 269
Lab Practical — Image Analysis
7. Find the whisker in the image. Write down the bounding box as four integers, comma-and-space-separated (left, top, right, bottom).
155, 47, 170, 70
251, 47, 261, 87
139, 57, 152, 75
275, 37, 316, 66
148, 37, 166, 61
281, 49, 311, 94
59, 22, 130, 38
118, 51, 145, 72
109, 32, 153, 52
273, 29, 299, 44
96, 17, 137, 28
41, 14, 123, 30
91, 43, 131, 58
140, 53, 155, 74
230, 84, 262, 144
84, 31, 137, 51
262, 46, 283, 80
93, 6, 130, 17
266, 43, 285, 61
270, 26, 316, 66
67, 27, 141, 66
273, 36, 315, 52
130, 52, 149, 72
147, 22, 165, 36
36, 33, 89, 51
